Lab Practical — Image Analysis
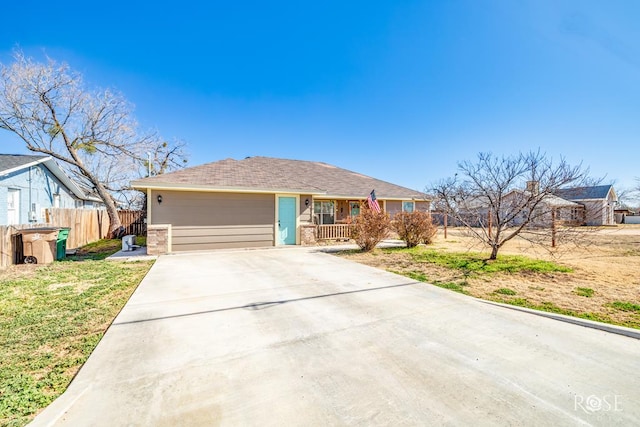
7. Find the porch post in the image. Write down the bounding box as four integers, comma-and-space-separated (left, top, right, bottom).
444, 212, 448, 239
551, 208, 557, 248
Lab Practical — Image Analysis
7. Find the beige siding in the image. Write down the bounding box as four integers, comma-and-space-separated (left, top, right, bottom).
151, 190, 274, 226
386, 200, 402, 217
415, 201, 431, 212
299, 195, 313, 225
150, 191, 275, 251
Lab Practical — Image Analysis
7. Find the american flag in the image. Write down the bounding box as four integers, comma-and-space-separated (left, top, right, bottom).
367, 190, 381, 213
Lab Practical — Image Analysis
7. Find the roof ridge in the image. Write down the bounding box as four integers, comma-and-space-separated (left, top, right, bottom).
132, 156, 426, 198
242, 156, 415, 189
0, 153, 48, 158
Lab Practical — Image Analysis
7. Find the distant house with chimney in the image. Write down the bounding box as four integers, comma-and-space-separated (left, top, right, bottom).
554, 185, 618, 226
465, 181, 618, 229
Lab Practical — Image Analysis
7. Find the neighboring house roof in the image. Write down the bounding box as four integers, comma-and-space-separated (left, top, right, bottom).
0, 154, 100, 202
132, 156, 427, 200
541, 193, 582, 208
502, 189, 581, 208
0, 154, 46, 172
555, 185, 616, 201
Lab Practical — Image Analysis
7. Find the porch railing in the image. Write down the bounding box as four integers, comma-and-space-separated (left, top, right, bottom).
316, 224, 352, 240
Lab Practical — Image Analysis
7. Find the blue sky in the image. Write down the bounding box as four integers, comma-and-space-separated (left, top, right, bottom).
1, 1, 639, 198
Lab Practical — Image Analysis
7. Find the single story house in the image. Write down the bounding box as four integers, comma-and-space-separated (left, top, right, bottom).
555, 185, 618, 226
449, 182, 617, 228
131, 156, 430, 254
0, 154, 103, 225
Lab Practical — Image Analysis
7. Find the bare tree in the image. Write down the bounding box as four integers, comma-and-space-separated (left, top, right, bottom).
0, 51, 187, 235
116, 139, 189, 210
430, 151, 595, 260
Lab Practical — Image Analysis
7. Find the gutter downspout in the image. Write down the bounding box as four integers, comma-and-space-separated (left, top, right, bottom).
28, 166, 33, 223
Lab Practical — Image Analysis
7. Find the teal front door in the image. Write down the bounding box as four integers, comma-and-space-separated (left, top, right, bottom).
277, 196, 296, 245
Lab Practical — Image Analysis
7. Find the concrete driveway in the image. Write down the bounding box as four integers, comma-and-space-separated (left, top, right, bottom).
32, 248, 640, 426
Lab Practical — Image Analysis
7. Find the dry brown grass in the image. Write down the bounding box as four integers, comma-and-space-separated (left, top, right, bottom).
339, 225, 640, 328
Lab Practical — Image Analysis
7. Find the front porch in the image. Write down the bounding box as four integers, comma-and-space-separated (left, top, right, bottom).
303, 197, 427, 244
316, 224, 352, 240
312, 199, 361, 241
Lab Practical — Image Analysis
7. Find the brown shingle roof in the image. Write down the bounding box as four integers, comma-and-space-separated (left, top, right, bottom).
132, 157, 427, 199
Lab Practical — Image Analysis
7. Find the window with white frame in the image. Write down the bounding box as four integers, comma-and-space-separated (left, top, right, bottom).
314, 201, 335, 224
402, 201, 415, 213
350, 202, 360, 217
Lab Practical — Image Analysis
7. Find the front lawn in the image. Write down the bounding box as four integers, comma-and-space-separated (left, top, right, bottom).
338, 230, 640, 330
0, 240, 153, 427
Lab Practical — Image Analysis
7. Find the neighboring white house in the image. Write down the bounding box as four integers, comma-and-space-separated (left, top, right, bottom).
0, 154, 104, 225
555, 185, 618, 226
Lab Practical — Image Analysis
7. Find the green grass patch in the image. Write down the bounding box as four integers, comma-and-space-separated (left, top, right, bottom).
0, 242, 153, 426
574, 287, 594, 298
385, 247, 572, 274
68, 239, 123, 260
390, 269, 469, 294
437, 282, 469, 294
496, 298, 614, 324
397, 270, 427, 282
495, 288, 517, 296
610, 301, 640, 313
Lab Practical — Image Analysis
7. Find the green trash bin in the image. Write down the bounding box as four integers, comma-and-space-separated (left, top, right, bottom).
56, 228, 71, 260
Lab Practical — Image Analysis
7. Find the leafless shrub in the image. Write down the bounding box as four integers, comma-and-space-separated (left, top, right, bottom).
393, 211, 438, 247
351, 208, 391, 252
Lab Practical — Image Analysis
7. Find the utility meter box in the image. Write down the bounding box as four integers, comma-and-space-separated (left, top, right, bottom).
122, 235, 136, 251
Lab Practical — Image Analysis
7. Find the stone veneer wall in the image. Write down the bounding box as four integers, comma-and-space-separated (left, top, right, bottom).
147, 224, 171, 255
300, 225, 316, 246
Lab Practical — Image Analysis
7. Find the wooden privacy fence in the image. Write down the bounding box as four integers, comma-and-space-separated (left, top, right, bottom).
0, 208, 146, 268
118, 210, 147, 236
46, 208, 111, 249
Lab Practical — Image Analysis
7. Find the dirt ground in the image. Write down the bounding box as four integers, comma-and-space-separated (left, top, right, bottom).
339, 225, 640, 328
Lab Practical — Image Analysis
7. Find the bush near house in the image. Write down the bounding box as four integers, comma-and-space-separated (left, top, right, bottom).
392, 211, 438, 247
351, 208, 391, 252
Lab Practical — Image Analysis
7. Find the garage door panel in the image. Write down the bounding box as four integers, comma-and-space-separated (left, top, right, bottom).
173, 240, 273, 251
173, 231, 274, 244
172, 224, 274, 251
152, 191, 277, 251
174, 225, 274, 238
173, 234, 274, 245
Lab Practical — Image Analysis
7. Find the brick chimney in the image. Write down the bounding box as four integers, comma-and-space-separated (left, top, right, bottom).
526, 181, 540, 194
